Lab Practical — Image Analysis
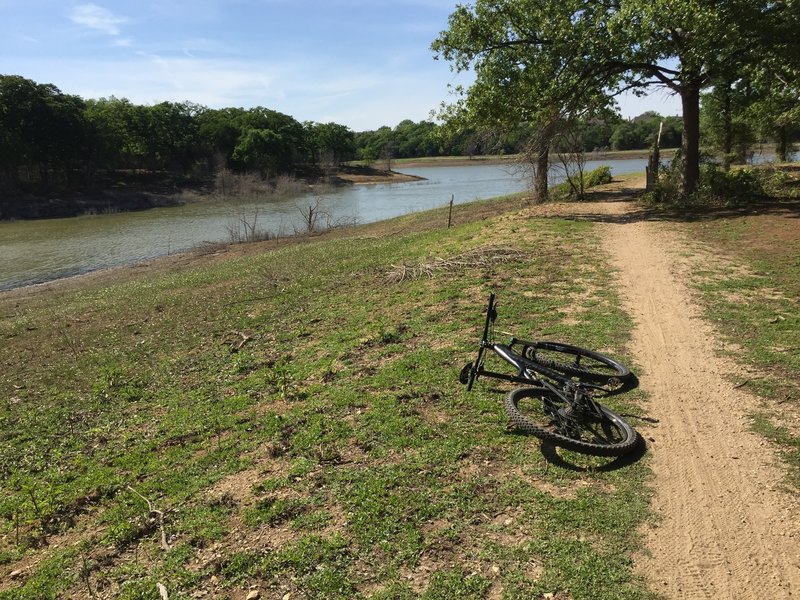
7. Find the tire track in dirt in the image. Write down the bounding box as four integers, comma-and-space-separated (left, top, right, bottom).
599, 210, 799, 599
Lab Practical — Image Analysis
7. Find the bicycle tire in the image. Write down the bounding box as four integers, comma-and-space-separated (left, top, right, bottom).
504, 387, 638, 457
523, 341, 630, 383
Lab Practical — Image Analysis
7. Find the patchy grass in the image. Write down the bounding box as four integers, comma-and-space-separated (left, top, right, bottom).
677, 197, 800, 488
0, 194, 653, 598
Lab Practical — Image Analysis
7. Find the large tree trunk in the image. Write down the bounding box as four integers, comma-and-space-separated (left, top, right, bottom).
776, 125, 789, 162
681, 80, 702, 195
721, 82, 733, 172
534, 145, 549, 203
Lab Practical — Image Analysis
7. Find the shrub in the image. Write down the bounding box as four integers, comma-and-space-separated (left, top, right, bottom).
584, 165, 613, 187
644, 157, 771, 208
698, 164, 765, 204
551, 165, 615, 201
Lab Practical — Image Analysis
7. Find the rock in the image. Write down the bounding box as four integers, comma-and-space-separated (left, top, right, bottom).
246, 591, 260, 600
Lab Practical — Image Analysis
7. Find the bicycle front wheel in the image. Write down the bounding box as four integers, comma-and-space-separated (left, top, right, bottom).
505, 387, 638, 457
524, 341, 630, 384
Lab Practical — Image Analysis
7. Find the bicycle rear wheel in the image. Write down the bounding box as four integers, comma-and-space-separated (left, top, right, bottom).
523, 341, 630, 384
505, 387, 638, 457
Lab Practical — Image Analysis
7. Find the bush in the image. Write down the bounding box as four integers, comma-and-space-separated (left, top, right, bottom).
551, 165, 615, 201
698, 164, 765, 204
643, 157, 774, 208
584, 165, 613, 187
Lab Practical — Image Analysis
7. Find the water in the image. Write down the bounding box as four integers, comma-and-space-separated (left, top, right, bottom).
1, 158, 648, 291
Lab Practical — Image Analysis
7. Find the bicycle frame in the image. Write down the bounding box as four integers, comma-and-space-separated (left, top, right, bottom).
462, 293, 602, 392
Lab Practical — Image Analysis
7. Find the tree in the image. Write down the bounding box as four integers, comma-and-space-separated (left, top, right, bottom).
744, 60, 800, 162
305, 122, 355, 167
0, 75, 89, 189
700, 80, 757, 169
433, 0, 800, 196
432, 1, 617, 200
226, 108, 306, 176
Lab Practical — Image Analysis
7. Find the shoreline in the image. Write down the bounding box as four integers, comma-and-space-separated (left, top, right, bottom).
0, 149, 676, 220
0, 172, 650, 297
386, 148, 679, 169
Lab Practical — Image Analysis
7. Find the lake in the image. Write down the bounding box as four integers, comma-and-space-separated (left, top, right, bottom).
0, 157, 665, 290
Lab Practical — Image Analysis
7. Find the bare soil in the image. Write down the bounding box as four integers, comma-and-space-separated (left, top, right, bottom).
518, 190, 800, 599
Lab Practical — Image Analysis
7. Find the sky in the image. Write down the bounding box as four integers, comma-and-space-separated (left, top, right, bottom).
1, 0, 682, 131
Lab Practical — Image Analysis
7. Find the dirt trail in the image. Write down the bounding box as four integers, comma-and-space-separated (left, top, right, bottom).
587, 202, 800, 599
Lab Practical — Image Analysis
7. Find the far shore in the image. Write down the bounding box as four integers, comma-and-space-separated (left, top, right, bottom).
342, 148, 678, 183
377, 148, 679, 170
0, 149, 676, 219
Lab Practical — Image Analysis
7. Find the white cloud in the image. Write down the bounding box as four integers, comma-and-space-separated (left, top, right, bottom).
5, 48, 458, 130
69, 4, 127, 36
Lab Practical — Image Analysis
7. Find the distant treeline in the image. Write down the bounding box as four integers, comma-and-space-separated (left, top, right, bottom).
356, 113, 683, 162
1, 74, 687, 198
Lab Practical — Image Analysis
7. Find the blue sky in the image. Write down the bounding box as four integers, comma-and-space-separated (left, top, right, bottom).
1, 0, 681, 131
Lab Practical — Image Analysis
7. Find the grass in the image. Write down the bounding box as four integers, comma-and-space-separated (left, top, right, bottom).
0, 193, 655, 599
6, 169, 798, 598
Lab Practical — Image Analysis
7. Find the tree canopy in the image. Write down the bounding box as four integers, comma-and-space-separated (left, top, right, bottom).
433, 0, 800, 195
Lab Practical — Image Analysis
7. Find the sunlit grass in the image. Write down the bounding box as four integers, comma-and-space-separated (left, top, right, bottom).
0, 194, 652, 598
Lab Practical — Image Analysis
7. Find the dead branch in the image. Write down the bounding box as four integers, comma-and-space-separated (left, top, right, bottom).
385, 247, 525, 283
223, 331, 253, 353
127, 485, 171, 551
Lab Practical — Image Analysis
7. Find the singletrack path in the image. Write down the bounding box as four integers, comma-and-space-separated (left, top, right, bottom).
593, 203, 799, 599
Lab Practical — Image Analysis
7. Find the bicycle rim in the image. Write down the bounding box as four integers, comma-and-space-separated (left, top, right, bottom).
524, 341, 630, 383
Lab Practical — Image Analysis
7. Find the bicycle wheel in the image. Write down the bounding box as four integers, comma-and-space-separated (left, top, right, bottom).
504, 387, 638, 456
523, 341, 630, 383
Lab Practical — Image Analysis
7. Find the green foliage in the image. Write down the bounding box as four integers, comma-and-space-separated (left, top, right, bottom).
0, 75, 90, 193
433, 0, 800, 196
697, 165, 766, 204
305, 121, 356, 165
551, 166, 614, 201
644, 160, 774, 208
584, 166, 613, 187
610, 114, 682, 151
641, 154, 685, 206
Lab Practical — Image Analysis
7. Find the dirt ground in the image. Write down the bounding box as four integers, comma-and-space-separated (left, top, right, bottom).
520, 193, 800, 599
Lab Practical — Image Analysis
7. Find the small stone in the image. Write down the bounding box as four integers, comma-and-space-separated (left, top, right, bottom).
9, 569, 24, 579
246, 591, 260, 600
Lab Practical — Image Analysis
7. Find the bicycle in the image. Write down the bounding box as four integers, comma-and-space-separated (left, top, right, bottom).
459, 293, 640, 457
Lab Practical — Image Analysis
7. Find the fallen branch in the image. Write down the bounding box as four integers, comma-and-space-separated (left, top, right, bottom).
127, 485, 171, 551
157, 583, 169, 600
224, 331, 253, 353
386, 246, 525, 283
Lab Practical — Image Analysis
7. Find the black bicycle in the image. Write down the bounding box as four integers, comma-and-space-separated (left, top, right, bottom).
460, 293, 639, 457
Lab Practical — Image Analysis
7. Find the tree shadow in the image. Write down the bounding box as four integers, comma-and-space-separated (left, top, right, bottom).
556, 193, 800, 226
